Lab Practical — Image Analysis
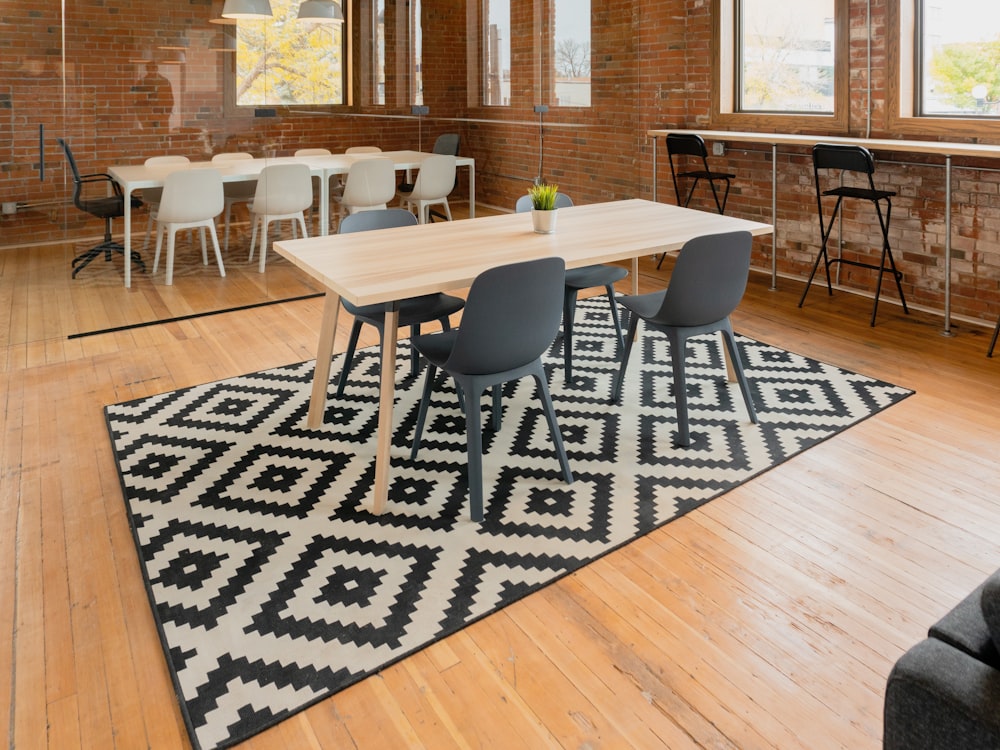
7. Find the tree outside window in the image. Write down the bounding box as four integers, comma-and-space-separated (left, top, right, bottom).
921, 1, 1000, 117
234, 0, 345, 106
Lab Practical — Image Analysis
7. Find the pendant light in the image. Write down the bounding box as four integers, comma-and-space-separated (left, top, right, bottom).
297, 0, 344, 23
221, 0, 273, 19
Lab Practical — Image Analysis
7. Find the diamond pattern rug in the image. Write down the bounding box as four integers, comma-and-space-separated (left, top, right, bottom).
105, 299, 912, 750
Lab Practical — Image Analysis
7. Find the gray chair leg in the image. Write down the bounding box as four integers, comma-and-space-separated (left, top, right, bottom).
611, 314, 641, 404
720, 324, 758, 423
531, 367, 574, 484
667, 330, 691, 447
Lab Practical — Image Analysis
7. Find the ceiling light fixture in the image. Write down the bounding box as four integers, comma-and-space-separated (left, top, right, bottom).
221, 0, 273, 19
297, 0, 344, 23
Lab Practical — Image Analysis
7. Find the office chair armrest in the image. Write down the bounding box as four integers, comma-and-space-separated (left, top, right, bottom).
78, 172, 124, 196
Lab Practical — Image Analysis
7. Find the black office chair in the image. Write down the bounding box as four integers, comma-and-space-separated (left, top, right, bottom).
400, 133, 461, 221
335, 208, 465, 396
611, 230, 758, 448
800, 143, 908, 327
514, 192, 627, 384
656, 133, 737, 270
409, 257, 574, 522
59, 138, 144, 278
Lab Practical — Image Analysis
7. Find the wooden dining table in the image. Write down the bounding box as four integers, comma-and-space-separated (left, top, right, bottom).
107, 150, 475, 288
274, 198, 773, 516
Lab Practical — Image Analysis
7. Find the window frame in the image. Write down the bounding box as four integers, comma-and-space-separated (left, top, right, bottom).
888, 0, 1000, 137
223, 3, 351, 116
711, 0, 849, 132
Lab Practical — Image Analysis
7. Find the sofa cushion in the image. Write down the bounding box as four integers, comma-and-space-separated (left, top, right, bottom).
928, 573, 1000, 670
980, 570, 1000, 660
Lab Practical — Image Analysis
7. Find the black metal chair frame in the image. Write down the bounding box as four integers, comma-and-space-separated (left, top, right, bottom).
800, 143, 908, 327
657, 133, 735, 269
58, 138, 144, 278
988, 317, 1000, 358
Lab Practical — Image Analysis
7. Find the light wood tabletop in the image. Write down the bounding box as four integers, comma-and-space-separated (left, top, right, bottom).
275, 198, 773, 516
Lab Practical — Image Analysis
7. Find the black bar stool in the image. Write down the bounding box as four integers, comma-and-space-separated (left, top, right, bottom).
800, 143, 908, 327
659, 133, 735, 269
988, 316, 999, 357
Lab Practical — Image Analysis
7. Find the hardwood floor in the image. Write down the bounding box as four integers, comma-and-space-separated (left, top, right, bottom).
3, 209, 999, 749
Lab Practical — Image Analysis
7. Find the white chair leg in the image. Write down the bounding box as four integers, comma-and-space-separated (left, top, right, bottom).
248, 216, 259, 262
223, 202, 232, 251
165, 228, 177, 286
210, 227, 226, 278
153, 223, 163, 273
257, 219, 270, 273
200, 226, 208, 265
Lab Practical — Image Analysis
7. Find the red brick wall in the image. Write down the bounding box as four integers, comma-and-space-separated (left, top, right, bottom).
1, 0, 998, 328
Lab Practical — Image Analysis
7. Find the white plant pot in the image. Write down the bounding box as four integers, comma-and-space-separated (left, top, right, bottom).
531, 208, 558, 234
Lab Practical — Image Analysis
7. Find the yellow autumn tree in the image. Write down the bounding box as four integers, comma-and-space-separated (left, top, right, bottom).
234, 0, 344, 106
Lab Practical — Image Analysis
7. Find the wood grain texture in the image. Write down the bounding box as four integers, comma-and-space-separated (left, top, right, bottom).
2, 202, 999, 749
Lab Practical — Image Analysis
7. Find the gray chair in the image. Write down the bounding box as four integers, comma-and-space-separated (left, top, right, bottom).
611, 230, 758, 447
515, 192, 627, 384
800, 143, 907, 326
335, 209, 465, 396
409, 257, 574, 522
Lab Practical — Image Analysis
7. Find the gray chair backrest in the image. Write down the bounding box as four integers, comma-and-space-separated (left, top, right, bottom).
651, 231, 752, 327
433, 133, 460, 155
339, 208, 418, 234
514, 192, 574, 213
445, 257, 566, 375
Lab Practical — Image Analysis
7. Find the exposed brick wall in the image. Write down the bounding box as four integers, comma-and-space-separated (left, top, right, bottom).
1, 0, 998, 328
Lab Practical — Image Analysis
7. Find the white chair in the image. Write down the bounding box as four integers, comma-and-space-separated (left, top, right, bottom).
247, 163, 313, 273
295, 148, 333, 232
397, 154, 456, 224
345, 146, 382, 154
211, 152, 256, 251
141, 155, 190, 249
334, 158, 397, 221
152, 168, 226, 286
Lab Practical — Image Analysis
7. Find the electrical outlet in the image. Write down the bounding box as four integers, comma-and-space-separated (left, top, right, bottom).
712, 142, 725, 157
2, 202, 16, 215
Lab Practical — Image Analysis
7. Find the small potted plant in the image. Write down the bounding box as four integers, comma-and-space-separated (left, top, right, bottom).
527, 182, 560, 234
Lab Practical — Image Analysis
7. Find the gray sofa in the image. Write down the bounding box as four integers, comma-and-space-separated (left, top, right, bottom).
884, 569, 1000, 749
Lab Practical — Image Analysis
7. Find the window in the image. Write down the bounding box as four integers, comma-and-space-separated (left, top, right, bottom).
373, 0, 385, 105
918, 1, 1000, 118
738, 0, 834, 114
552, 0, 590, 107
232, 0, 345, 107
483, 0, 510, 106
713, 0, 848, 130
889, 0, 1000, 135
411, 0, 423, 105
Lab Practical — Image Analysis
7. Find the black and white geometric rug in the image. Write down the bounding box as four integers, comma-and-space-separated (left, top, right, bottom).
105, 299, 912, 750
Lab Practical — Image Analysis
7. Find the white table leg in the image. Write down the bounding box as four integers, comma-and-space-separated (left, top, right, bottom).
124, 186, 133, 288
468, 163, 476, 218
372, 302, 400, 515
306, 292, 342, 428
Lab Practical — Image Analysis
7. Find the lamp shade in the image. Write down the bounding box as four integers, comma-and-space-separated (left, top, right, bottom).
221, 0, 273, 19
297, 0, 344, 23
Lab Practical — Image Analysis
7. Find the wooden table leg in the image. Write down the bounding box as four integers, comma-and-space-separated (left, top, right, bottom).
306, 292, 341, 429
372, 303, 400, 515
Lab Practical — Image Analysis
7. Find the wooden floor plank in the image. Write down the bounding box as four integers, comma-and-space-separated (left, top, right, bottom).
3, 205, 1000, 749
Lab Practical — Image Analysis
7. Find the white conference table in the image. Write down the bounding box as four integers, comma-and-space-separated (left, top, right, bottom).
274, 198, 773, 516
108, 150, 475, 288
649, 128, 1000, 335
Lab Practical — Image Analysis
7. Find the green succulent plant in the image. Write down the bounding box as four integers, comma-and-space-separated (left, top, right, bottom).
528, 182, 559, 210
